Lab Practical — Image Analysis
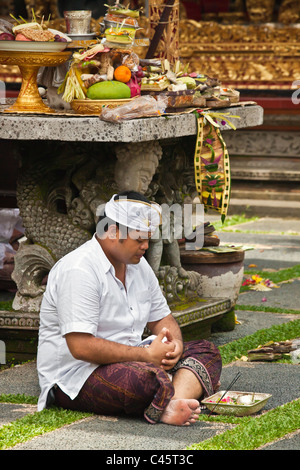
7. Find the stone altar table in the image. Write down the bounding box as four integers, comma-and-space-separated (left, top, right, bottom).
0, 103, 262, 142
0, 102, 263, 353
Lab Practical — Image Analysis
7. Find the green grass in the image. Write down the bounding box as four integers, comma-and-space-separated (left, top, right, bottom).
0, 407, 92, 450
212, 214, 259, 232
0, 394, 38, 405
235, 304, 300, 315
187, 399, 300, 450
219, 319, 300, 365
183, 318, 300, 364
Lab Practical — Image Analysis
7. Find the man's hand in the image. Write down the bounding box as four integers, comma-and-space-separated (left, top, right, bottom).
146, 328, 183, 371
146, 328, 176, 368
160, 329, 183, 370
147, 314, 184, 370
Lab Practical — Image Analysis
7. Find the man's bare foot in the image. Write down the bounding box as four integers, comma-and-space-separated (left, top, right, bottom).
160, 399, 201, 426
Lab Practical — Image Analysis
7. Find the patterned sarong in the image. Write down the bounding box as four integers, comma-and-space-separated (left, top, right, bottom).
54, 339, 222, 423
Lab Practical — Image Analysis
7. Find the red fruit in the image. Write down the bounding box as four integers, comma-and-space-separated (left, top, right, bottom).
0, 32, 15, 41
15, 33, 32, 41
126, 75, 141, 97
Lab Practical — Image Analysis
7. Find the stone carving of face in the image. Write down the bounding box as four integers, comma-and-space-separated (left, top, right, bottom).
118, 160, 156, 193
114, 143, 162, 194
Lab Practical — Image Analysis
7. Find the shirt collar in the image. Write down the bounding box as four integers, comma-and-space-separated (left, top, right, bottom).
91, 233, 141, 277
91, 233, 112, 274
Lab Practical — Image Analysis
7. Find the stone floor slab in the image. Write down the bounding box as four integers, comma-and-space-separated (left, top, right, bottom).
0, 402, 36, 427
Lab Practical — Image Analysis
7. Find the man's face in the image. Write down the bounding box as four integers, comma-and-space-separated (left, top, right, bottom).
114, 228, 150, 265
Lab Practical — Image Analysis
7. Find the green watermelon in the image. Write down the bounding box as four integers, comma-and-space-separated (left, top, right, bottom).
86, 80, 131, 100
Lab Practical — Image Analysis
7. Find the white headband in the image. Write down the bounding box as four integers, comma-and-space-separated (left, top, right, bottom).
104, 195, 162, 233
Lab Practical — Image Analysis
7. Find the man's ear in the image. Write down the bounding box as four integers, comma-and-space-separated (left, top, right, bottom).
106, 224, 118, 240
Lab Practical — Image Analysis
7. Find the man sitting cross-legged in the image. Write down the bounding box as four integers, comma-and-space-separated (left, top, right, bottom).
37, 191, 222, 425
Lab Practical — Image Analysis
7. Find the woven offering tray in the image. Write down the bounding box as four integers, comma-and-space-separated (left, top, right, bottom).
70, 98, 134, 115
202, 390, 272, 416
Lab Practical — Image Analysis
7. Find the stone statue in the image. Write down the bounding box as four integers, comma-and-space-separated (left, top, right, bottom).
12, 139, 201, 312
114, 141, 163, 194
114, 141, 202, 303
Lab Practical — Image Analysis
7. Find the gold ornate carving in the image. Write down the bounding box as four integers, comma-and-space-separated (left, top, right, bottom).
137, 17, 300, 87
278, 0, 300, 24
0, 50, 71, 113
148, 0, 180, 63
178, 20, 300, 88
23, 0, 60, 21
0, 65, 21, 83
246, 0, 275, 23
179, 20, 300, 44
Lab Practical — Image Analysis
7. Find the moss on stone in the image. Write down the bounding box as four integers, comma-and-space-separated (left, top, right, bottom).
211, 308, 236, 332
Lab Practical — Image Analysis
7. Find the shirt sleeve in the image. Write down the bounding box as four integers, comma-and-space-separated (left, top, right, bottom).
56, 267, 101, 337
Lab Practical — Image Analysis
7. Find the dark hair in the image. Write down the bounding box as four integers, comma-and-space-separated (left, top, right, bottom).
114, 190, 151, 204
97, 191, 151, 235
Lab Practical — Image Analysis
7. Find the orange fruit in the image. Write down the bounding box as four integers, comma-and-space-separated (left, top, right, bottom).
114, 65, 131, 83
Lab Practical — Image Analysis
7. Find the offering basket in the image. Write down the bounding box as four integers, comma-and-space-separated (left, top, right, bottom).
202, 391, 272, 416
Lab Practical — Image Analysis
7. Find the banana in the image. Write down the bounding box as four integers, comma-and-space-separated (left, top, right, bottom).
176, 76, 196, 89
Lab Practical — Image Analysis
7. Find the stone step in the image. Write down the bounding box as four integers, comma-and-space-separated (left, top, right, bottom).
230, 155, 300, 181
230, 181, 300, 202
231, 188, 300, 201
231, 169, 300, 181
228, 198, 300, 218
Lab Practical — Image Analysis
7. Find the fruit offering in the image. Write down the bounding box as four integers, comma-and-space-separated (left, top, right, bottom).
59, 43, 143, 102
86, 80, 131, 100
0, 11, 68, 42
102, 2, 141, 47
104, 2, 141, 28
105, 25, 136, 45
56, 2, 239, 114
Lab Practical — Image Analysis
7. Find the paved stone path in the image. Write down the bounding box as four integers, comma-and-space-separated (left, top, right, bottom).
1, 217, 299, 451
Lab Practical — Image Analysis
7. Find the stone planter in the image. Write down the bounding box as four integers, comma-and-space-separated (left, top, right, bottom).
180, 249, 245, 308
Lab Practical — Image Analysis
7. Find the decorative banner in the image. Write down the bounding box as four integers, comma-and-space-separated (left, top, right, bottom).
194, 112, 240, 222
